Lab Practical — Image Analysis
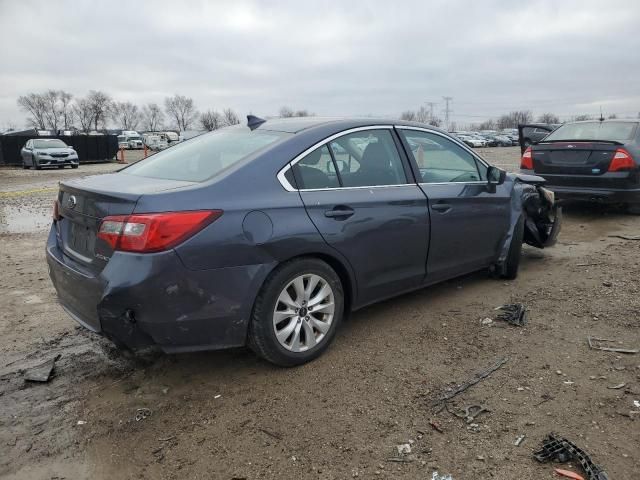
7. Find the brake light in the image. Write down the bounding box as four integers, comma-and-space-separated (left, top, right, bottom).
53, 199, 61, 221
97, 210, 223, 253
520, 147, 533, 170
608, 148, 636, 172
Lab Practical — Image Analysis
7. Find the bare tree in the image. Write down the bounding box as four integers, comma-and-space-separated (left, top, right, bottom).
607, 113, 617, 119
222, 108, 240, 126
73, 98, 94, 133
428, 116, 442, 127
141, 103, 164, 131
497, 110, 533, 129
111, 101, 140, 130
165, 94, 198, 131
40, 90, 62, 130
537, 112, 559, 124
86, 90, 112, 131
200, 110, 224, 131
572, 114, 593, 121
415, 106, 430, 123
477, 119, 496, 130
59, 91, 74, 129
279, 106, 294, 118
293, 109, 312, 117
400, 110, 416, 121
17, 93, 48, 129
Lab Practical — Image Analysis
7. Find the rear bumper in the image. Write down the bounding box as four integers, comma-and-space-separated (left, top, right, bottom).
519, 170, 640, 204
46, 227, 273, 352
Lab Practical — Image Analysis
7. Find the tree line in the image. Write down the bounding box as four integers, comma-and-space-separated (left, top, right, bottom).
16, 90, 244, 133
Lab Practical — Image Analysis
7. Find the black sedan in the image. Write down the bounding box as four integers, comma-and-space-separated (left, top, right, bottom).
520, 120, 640, 213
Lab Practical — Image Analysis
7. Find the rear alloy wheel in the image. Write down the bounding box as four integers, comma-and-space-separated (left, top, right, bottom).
249, 258, 344, 366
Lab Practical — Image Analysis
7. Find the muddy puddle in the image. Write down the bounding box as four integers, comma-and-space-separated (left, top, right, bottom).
0, 205, 51, 234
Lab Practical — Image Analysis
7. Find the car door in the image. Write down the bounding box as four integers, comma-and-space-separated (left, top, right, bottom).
397, 127, 511, 282
22, 140, 32, 165
289, 126, 430, 307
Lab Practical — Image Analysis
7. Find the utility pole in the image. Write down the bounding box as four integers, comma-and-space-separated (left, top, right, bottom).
442, 96, 453, 131
425, 102, 437, 123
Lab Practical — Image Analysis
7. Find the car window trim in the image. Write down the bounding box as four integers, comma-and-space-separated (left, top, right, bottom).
395, 126, 489, 184
277, 125, 399, 192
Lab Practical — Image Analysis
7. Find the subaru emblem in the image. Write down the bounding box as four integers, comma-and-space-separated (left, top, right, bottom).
67, 195, 77, 209
567, 145, 575, 148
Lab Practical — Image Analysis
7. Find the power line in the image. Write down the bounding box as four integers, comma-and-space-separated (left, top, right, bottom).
442, 96, 453, 130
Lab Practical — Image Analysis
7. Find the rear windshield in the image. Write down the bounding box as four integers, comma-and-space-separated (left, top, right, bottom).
34, 139, 67, 148
544, 122, 638, 142
123, 129, 287, 182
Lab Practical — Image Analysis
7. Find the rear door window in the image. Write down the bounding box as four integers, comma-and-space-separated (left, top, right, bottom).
292, 145, 340, 189
400, 130, 485, 183
328, 129, 408, 187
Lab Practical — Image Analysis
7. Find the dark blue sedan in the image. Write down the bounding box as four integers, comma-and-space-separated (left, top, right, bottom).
47, 117, 560, 366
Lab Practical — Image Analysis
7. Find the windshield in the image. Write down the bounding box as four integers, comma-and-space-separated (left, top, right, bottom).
128, 136, 141, 141
123, 129, 288, 182
34, 139, 67, 149
544, 122, 638, 142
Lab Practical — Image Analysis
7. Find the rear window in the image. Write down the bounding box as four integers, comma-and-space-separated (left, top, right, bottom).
544, 122, 638, 142
123, 129, 287, 182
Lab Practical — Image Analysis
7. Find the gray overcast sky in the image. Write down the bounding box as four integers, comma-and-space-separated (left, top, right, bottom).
1, 0, 639, 128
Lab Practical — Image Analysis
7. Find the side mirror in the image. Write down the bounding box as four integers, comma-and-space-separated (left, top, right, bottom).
487, 166, 506, 192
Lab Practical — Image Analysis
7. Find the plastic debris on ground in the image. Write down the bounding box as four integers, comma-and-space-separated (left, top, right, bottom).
495, 303, 528, 326
23, 354, 61, 382
533, 433, 608, 480
135, 408, 152, 422
431, 472, 453, 480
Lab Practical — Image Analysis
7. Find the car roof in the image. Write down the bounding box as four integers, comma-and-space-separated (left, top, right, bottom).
252, 116, 448, 135
564, 119, 639, 125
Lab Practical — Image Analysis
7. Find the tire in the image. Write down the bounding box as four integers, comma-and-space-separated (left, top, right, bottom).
501, 215, 525, 279
248, 258, 344, 367
58, 165, 65, 169
22, 162, 29, 169
71, 165, 78, 169
627, 203, 640, 215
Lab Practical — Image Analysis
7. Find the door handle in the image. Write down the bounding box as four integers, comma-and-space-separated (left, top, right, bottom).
431, 203, 452, 213
324, 206, 355, 219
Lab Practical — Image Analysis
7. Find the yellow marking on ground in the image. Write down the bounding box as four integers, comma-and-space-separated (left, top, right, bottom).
0, 187, 58, 198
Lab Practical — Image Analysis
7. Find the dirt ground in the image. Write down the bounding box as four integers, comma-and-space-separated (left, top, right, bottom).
1, 147, 639, 479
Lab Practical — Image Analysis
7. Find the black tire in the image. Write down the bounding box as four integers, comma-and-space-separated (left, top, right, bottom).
34, 156, 41, 170
627, 203, 640, 215
22, 162, 29, 169
58, 165, 65, 169
248, 258, 344, 367
71, 165, 78, 169
501, 215, 525, 279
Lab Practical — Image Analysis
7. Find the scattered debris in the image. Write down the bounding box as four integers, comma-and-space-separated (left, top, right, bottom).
608, 234, 640, 241
447, 404, 489, 424
214, 394, 221, 399
23, 354, 61, 382
429, 419, 444, 433
554, 469, 586, 480
514, 434, 526, 446
431, 472, 453, 480
76, 420, 86, 425
135, 408, 152, 422
431, 357, 508, 408
158, 435, 176, 442
634, 400, 640, 409
396, 443, 412, 455
534, 433, 608, 480
495, 304, 528, 326
576, 263, 599, 267
481, 317, 493, 326
258, 427, 283, 441
587, 337, 639, 354
607, 383, 626, 390
386, 457, 414, 463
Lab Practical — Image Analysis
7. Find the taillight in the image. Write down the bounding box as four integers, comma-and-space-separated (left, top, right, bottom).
97, 210, 223, 253
520, 147, 533, 170
53, 199, 61, 221
608, 148, 636, 172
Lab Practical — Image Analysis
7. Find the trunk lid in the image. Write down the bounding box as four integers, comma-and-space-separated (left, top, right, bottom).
56, 173, 195, 274
532, 142, 619, 175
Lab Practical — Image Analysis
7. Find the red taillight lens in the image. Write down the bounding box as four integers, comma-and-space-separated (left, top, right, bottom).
97, 210, 223, 253
608, 148, 636, 172
520, 147, 533, 170
53, 199, 61, 221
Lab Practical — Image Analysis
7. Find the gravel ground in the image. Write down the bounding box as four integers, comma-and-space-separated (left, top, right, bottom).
1, 147, 639, 479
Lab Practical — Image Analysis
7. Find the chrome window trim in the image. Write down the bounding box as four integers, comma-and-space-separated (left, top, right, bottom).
276, 125, 396, 192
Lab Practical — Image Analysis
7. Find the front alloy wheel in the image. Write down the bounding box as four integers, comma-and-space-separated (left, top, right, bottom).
273, 274, 335, 352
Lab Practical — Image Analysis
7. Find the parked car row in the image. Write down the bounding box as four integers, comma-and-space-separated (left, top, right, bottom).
117, 130, 180, 150
451, 130, 519, 148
